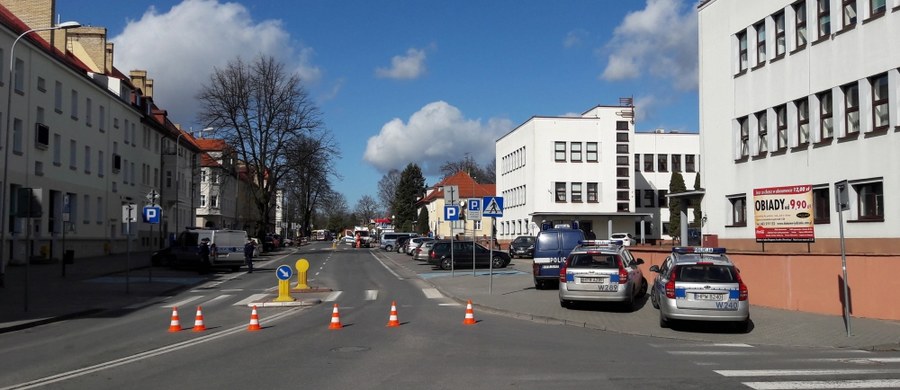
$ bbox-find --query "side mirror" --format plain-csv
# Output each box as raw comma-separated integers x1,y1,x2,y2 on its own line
636,258,645,265
649,265,660,273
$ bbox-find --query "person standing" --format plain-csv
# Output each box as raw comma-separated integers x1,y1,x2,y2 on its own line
198,239,211,274
244,239,256,273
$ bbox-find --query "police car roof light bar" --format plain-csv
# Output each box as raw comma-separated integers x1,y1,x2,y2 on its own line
672,247,727,254
579,240,623,247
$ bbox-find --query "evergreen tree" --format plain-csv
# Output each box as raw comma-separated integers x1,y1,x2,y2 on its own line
392,163,426,231
668,171,687,240
692,172,703,228
417,207,430,235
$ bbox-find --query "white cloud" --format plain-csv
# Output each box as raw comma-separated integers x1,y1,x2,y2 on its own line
633,95,657,123
600,0,699,91
110,0,321,126
563,29,588,48
363,101,513,175
375,48,427,80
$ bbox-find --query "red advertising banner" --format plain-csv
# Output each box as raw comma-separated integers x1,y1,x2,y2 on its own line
753,185,815,243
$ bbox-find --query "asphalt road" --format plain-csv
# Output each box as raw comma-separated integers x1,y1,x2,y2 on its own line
1,242,899,390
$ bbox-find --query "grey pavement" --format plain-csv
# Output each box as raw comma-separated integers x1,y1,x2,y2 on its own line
2,247,900,352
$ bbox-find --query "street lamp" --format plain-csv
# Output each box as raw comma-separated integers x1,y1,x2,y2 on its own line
0,21,80,286
173,127,212,235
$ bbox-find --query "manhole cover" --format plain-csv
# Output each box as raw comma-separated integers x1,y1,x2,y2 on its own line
331,346,370,353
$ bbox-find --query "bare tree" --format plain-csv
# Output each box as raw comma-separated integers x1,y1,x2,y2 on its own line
285,130,339,237
440,153,494,184
353,195,380,225
377,169,401,214
197,55,322,239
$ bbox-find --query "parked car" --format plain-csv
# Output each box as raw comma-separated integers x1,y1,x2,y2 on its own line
532,228,585,289
151,228,249,272
649,247,750,332
413,241,436,261
405,237,433,255
341,235,355,245
559,240,647,310
508,235,535,258
427,240,511,270
380,232,418,252
395,236,412,253
610,233,636,246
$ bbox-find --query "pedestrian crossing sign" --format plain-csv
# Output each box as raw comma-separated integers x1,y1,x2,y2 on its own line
482,196,504,217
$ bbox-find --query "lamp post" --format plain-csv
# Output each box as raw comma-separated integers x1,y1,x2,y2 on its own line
0,21,80,288
173,127,212,237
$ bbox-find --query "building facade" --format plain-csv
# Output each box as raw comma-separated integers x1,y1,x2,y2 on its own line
194,138,238,229
419,171,495,241
633,131,700,242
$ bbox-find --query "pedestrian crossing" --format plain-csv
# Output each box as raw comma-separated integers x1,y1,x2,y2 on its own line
159,287,459,309
651,342,900,389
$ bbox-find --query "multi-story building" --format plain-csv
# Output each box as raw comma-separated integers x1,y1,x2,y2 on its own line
698,0,899,252
419,171,495,241
194,138,238,229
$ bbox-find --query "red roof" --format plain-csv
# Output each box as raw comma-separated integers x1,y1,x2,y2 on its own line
194,138,228,151
418,171,495,205
199,153,221,168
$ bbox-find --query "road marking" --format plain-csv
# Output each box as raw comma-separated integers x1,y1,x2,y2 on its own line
742,379,900,389
323,291,342,302
201,295,232,305
668,351,775,356
233,294,268,306
439,303,461,306
371,252,402,279
802,357,900,364
221,289,243,292
650,343,755,348
0,307,304,390
161,296,203,309
716,368,900,377
422,288,444,299
364,290,378,301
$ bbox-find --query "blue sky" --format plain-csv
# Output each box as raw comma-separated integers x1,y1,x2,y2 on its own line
56,0,700,208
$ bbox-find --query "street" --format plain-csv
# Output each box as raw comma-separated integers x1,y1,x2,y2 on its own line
1,241,899,389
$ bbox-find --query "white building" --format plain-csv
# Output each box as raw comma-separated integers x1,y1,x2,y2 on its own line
634,131,700,242
496,103,650,241
698,0,899,251
194,138,238,229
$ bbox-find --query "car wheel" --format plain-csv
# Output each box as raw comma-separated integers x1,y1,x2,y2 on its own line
659,310,669,328
650,287,660,309
639,277,648,297
534,279,544,290
560,299,570,308
440,258,452,270
385,245,393,252
491,256,505,268
733,318,751,333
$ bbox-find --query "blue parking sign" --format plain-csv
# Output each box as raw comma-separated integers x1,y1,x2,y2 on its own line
444,205,460,221
142,206,161,224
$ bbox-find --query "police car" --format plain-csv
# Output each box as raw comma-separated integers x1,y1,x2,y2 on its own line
649,247,750,332
559,240,647,311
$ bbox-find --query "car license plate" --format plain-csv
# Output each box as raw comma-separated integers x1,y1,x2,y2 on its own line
580,277,606,283
694,293,724,301
597,284,618,292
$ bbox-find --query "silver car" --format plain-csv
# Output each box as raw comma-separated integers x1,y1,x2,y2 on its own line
412,240,435,261
405,237,432,256
559,240,647,311
649,247,750,332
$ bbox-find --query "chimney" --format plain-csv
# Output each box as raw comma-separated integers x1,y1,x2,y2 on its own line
130,70,147,95
0,0,54,41
104,42,114,74
66,27,108,73
145,78,154,99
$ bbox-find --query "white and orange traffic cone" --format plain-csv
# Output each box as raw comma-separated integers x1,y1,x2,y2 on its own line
463,300,476,325
192,306,207,332
248,306,262,331
328,304,343,329
386,301,400,327
168,307,182,332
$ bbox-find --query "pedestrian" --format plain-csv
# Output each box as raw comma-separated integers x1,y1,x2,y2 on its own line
586,230,597,240
198,239,211,274
244,239,256,273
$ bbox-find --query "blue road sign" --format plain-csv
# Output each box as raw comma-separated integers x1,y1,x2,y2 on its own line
142,206,161,224
482,196,504,217
444,205,460,221
276,265,293,280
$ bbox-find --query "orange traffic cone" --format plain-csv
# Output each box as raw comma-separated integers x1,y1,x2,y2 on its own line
328,304,343,329
168,307,182,332
192,306,207,332
386,301,400,327
248,306,262,331
463,300,476,325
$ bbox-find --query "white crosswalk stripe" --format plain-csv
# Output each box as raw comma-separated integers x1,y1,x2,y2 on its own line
742,379,900,389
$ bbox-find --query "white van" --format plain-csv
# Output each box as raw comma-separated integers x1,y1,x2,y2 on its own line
167,228,249,271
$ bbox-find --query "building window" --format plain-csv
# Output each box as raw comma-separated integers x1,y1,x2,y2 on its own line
200,195,207,207
617,167,629,177
657,154,668,172
870,0,886,16
570,142,582,162
14,58,24,93
643,154,654,172
69,140,77,169
616,133,629,142
729,196,747,227
555,182,566,202
587,183,598,203
737,31,748,72
819,90,834,140
855,181,883,221
211,195,218,208
817,0,831,38
635,189,641,209
686,155,696,172
554,142,566,161
871,74,889,131
616,121,629,130
795,1,808,49
672,154,682,172
813,187,830,224
618,191,630,201
586,142,598,162
757,110,768,154
774,11,786,57
616,155,629,166
658,189,668,208
796,97,810,145
54,81,63,112
634,154,640,172
842,0,857,28
776,104,788,150
85,98,92,126
844,82,859,135
200,170,207,182
98,150,104,177
616,179,629,189
12,118,21,154
84,145,91,173
53,133,61,165
755,21,766,65
571,183,582,202
643,190,655,208
739,116,750,157
99,105,105,131
70,90,78,119
616,144,628,154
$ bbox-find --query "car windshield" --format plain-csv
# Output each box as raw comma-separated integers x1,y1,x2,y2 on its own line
675,264,737,283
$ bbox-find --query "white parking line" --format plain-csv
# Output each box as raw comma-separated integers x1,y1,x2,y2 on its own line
422,288,444,299
742,379,900,389
364,290,378,301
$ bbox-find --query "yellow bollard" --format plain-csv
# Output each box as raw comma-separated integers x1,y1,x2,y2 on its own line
295,259,310,290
